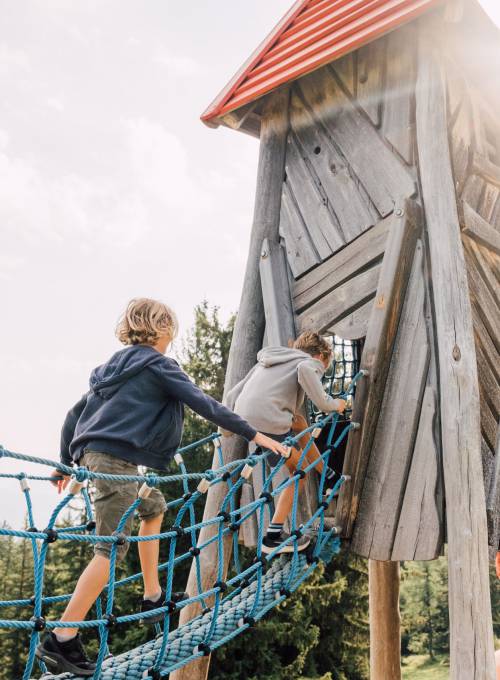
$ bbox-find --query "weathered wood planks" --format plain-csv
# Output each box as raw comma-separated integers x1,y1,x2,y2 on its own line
297,263,381,334
292,216,390,312
335,199,421,538
416,44,495,680
297,66,416,217
383,25,416,165
461,201,500,255
351,242,431,559
391,386,444,560
329,299,374,341
260,237,296,347
356,39,385,127
279,181,320,278
472,152,500,190
289,88,377,243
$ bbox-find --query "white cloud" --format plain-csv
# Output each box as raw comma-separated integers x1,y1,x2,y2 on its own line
46,96,65,112
0,44,30,75
153,47,200,77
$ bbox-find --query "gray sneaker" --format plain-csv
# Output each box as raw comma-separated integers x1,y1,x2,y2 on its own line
261,531,310,554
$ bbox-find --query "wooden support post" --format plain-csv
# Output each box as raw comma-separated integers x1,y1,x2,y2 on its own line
369,559,401,680
170,87,290,680
335,199,420,537
415,39,495,680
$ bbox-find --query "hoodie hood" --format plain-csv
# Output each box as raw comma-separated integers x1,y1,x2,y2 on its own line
90,345,164,399
256,346,325,372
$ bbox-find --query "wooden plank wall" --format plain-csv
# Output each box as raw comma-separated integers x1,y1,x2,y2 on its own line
446,38,500,559
255,25,452,562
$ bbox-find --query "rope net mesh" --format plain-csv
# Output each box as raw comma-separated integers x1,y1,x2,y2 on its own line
0,370,364,680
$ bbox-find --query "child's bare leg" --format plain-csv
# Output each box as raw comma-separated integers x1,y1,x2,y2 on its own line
138,513,163,599
57,555,110,638
270,449,305,525
292,413,325,474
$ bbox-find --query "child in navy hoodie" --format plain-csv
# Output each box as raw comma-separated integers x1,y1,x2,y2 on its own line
37,298,286,676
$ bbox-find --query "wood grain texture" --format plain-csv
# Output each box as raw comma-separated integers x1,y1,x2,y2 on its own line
351,242,431,559
279,181,320,278
328,299,374,340
260,237,296,347
369,560,401,680
292,216,390,312
335,199,420,538
172,89,290,680
472,152,500,189
297,66,416,217
289,89,377,243
416,43,495,680
357,38,385,127
486,427,500,553
461,201,500,255
383,25,416,165
391,386,444,560
297,263,380,334
285,133,340,257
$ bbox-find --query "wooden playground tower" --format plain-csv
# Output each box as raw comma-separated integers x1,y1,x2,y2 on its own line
174,1,500,678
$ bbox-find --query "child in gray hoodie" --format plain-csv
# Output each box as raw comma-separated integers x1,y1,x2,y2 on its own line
226,331,346,554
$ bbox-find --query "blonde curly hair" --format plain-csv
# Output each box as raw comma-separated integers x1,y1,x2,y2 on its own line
293,331,332,362
116,298,178,346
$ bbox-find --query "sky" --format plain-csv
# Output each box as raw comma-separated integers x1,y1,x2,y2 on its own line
0,0,499,528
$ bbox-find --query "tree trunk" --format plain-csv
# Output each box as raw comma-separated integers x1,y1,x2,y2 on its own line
170,86,290,680
369,559,401,680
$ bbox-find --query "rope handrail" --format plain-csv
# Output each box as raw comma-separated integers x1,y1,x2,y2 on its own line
0,370,365,680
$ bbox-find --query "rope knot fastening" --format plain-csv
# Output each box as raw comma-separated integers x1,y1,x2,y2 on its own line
43,528,58,543
74,466,89,483
112,531,127,546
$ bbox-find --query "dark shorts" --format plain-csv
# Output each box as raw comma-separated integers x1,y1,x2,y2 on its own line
254,431,291,468
81,451,167,562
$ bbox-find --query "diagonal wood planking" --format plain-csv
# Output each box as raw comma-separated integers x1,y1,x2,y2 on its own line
351,242,432,559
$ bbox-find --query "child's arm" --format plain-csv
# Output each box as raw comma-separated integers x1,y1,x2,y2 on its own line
51,393,88,493
297,361,346,414
60,393,88,466
157,359,258,441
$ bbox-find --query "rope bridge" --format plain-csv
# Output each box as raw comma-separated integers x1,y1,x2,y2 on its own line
0,372,364,680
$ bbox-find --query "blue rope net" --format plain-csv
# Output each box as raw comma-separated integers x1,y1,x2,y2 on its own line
0,372,364,680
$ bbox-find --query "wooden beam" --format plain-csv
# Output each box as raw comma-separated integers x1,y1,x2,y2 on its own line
296,263,380,334
289,88,377,243
391,386,444,560
415,42,495,680
297,65,416,217
292,216,390,312
357,39,385,127
472,152,500,189
279,181,320,278
335,198,420,538
383,25,416,165
369,560,401,680
171,88,290,680
260,237,296,346
328,299,374,341
351,242,431,560
486,427,500,552
461,201,500,256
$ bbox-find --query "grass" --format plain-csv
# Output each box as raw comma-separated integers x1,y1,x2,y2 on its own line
402,655,449,679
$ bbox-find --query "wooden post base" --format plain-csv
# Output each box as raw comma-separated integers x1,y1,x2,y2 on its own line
369,559,401,680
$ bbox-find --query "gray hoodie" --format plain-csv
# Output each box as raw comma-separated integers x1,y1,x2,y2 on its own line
225,347,343,435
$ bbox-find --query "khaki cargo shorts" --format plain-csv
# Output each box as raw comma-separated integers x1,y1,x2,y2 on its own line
81,451,167,562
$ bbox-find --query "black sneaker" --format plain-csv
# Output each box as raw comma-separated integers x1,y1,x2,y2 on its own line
261,531,310,554
36,632,96,676
140,589,188,624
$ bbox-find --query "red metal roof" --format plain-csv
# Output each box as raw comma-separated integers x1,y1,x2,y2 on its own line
202,0,442,125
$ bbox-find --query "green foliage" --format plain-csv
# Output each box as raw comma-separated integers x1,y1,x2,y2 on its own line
401,654,449,680
210,553,369,680
400,559,449,658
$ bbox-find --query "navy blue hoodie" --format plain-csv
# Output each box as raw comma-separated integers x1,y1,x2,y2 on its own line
60,345,257,470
